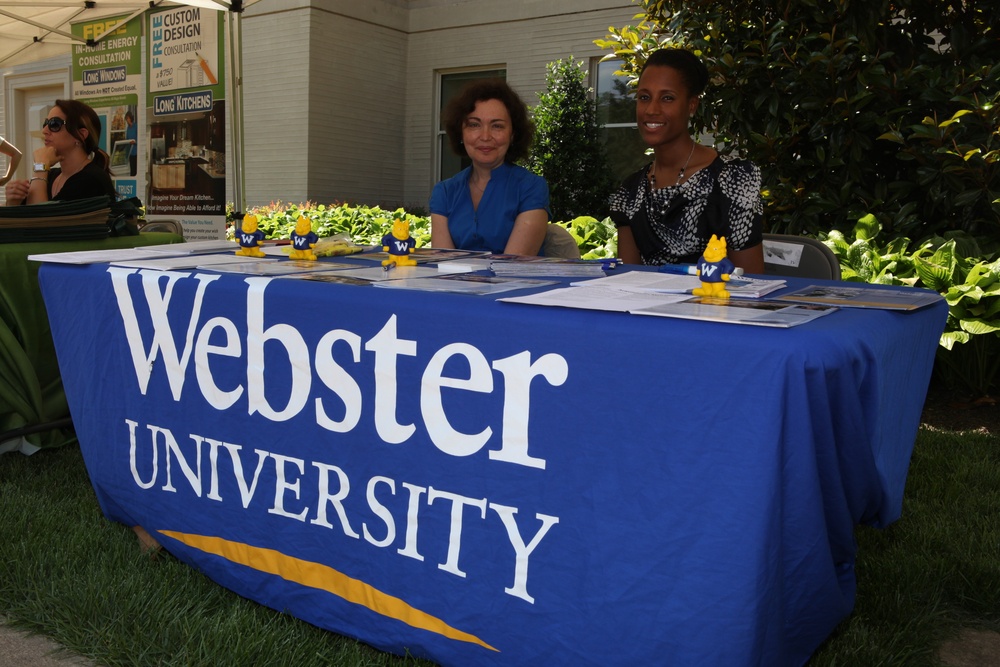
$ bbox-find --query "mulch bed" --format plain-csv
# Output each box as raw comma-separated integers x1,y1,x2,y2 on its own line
920,382,999,434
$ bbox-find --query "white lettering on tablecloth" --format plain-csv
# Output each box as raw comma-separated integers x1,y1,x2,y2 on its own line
108,268,568,470
125,419,559,603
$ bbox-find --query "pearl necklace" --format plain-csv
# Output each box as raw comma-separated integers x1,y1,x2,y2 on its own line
649,141,697,188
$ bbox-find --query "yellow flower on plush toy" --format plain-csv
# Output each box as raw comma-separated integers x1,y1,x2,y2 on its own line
235,214,267,257
692,234,734,299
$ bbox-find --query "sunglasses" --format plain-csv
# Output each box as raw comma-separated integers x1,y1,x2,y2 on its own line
42,117,67,132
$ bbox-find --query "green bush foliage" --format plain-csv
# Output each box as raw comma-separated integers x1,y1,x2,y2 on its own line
823,214,1000,396
558,216,619,260
596,0,1000,246
230,201,431,247
529,57,615,221
235,202,618,259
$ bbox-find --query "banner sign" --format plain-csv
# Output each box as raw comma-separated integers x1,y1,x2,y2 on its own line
37,265,946,666
146,6,227,240
71,14,143,201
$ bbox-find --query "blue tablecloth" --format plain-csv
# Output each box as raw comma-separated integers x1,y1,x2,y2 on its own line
37,261,947,666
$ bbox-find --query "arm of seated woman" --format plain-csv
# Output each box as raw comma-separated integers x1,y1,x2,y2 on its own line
503,208,548,256
431,213,456,249
615,226,642,264
729,242,765,275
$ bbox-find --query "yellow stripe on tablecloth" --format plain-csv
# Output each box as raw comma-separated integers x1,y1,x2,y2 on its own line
158,529,498,652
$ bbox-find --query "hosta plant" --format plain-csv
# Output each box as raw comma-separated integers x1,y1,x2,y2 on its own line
824,214,1000,397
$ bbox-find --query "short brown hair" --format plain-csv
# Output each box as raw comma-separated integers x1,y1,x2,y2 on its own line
442,79,534,163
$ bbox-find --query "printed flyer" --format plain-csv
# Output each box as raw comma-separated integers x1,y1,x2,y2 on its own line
146,5,227,240
71,14,143,202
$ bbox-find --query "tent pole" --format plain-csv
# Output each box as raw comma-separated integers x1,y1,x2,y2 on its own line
226,7,246,220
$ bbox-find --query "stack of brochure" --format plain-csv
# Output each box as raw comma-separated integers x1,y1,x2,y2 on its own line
373,274,556,295
489,256,621,277
773,285,941,310
498,286,837,328
353,248,490,265
569,271,786,298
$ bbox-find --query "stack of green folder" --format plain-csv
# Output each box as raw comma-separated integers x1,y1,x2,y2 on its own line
0,196,113,243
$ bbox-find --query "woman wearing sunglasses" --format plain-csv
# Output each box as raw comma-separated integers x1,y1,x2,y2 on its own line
4,99,116,205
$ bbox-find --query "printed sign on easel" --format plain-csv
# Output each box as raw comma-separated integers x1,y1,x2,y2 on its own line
145,6,227,240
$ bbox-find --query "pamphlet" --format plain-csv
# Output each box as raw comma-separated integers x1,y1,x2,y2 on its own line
327,265,443,282
29,246,176,265
373,274,556,296
489,256,620,277
500,286,689,312
630,297,838,328
571,271,786,298
28,239,234,264
352,248,491,265
196,260,355,275
109,253,273,270
774,284,942,311
437,259,495,274
282,273,373,286
137,239,237,255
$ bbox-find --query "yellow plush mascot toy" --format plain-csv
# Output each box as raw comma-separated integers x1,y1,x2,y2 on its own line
235,214,267,258
692,234,735,299
380,218,417,268
289,215,319,261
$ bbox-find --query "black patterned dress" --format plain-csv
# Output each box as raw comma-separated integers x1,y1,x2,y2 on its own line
609,155,763,265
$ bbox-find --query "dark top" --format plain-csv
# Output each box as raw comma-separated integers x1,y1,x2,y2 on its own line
46,160,116,202
609,155,763,265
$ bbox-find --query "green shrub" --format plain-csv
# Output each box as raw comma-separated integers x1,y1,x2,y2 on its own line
557,216,619,260
231,201,431,247
529,57,615,221
237,202,617,259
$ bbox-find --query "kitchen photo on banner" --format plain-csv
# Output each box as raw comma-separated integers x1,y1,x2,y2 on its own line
70,13,143,202
146,5,226,240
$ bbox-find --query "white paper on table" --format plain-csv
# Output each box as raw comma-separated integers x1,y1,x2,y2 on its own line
327,265,444,282
138,240,237,255
28,247,170,264
499,286,690,312
29,240,238,264
570,271,701,293
110,253,276,270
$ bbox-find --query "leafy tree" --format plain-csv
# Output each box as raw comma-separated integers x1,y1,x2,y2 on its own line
596,0,1000,247
529,57,615,221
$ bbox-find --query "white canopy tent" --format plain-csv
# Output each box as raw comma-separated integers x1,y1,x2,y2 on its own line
0,0,260,214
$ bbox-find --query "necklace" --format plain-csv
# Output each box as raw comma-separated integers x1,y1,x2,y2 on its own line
649,141,697,188
470,176,488,193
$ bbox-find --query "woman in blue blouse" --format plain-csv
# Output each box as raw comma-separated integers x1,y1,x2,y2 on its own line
430,79,550,255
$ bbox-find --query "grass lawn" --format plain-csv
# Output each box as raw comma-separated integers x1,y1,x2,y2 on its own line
1,423,998,666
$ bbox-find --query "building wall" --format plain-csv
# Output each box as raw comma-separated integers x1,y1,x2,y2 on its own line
239,4,313,207
304,6,407,208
